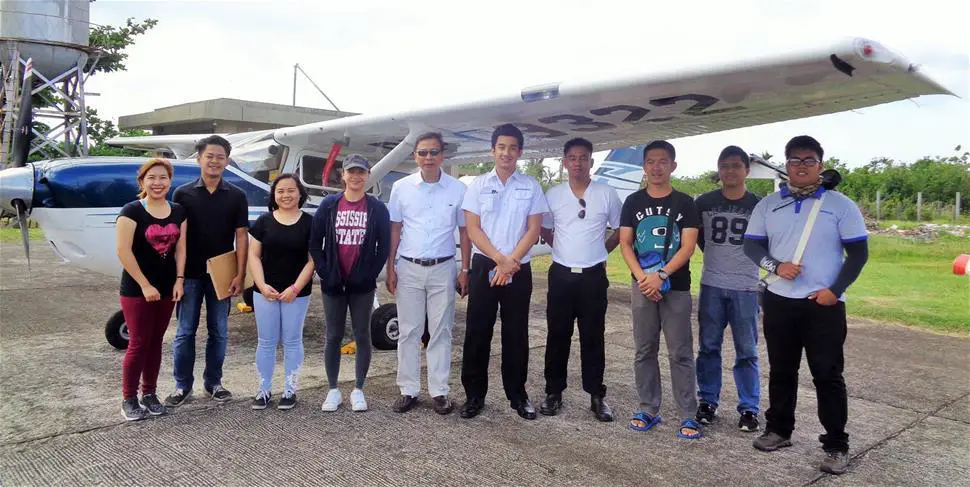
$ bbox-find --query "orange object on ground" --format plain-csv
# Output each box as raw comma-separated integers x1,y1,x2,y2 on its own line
953,254,969,276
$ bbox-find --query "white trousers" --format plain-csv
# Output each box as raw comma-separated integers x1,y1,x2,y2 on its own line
395,258,457,397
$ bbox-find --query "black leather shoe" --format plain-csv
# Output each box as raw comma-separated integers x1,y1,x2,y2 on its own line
590,395,614,422
539,393,562,416
512,397,537,420
459,397,484,419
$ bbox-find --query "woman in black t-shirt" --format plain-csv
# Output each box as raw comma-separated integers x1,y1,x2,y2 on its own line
116,159,187,421
248,174,315,410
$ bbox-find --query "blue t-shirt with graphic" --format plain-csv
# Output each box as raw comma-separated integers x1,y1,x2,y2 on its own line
620,189,700,291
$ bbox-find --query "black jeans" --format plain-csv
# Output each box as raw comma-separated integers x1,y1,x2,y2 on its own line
461,254,533,404
763,291,849,452
544,262,609,397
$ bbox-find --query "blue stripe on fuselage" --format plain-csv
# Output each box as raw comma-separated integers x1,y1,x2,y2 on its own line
32,159,280,210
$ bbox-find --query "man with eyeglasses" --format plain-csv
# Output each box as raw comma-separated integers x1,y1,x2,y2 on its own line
537,137,622,421
385,132,471,415
693,146,762,433
744,135,869,475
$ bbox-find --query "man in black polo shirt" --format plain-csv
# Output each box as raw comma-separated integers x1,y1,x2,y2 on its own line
165,135,249,406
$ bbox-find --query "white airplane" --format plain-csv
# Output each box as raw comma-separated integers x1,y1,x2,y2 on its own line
0,37,955,351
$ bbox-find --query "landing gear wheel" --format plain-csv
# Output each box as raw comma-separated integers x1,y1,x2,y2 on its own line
105,309,129,350
370,303,399,350
369,303,431,351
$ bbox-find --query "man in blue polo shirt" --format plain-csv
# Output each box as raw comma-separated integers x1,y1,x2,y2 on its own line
743,135,869,475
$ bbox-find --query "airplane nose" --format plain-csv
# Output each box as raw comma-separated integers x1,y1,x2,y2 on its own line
0,164,35,215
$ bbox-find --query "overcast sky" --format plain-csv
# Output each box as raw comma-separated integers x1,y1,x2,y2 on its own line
83,0,969,176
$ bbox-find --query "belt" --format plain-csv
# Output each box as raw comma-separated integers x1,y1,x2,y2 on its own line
551,261,605,274
401,255,454,267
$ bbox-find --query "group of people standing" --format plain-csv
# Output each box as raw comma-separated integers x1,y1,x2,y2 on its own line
115,125,867,475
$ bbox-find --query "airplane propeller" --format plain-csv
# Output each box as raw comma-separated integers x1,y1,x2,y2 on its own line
12,200,30,272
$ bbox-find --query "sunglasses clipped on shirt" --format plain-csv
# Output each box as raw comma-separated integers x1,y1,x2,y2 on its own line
415,149,441,157
578,198,586,219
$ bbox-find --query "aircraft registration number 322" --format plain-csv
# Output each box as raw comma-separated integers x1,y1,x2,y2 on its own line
518,94,744,138
369,93,744,150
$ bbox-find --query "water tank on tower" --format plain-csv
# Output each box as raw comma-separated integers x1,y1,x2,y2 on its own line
0,0,90,77
0,0,95,164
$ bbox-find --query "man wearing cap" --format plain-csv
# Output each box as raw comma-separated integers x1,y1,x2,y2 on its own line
537,137,622,422
385,132,471,415
744,135,868,475
310,153,391,413
458,123,549,420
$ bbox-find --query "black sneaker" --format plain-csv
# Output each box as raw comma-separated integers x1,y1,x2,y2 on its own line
139,393,166,416
122,397,148,421
164,388,192,407
251,391,271,410
205,385,232,402
739,411,760,432
695,402,717,425
278,392,297,410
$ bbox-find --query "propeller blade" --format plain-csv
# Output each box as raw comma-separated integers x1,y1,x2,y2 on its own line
13,200,30,272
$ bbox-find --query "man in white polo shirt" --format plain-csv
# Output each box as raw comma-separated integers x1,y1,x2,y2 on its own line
744,135,869,475
386,132,471,415
459,123,549,420
537,137,622,422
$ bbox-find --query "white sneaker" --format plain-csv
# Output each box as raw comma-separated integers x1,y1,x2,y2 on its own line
350,388,367,412
321,389,342,412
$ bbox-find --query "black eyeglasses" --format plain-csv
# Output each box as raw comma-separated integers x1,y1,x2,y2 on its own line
786,157,820,167
578,198,586,219
416,149,441,157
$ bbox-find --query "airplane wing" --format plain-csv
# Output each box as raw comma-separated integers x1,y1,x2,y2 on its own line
273,37,955,167
104,130,276,159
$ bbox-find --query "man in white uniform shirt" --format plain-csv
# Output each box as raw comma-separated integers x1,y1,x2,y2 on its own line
459,124,549,420
538,138,622,422
386,132,471,415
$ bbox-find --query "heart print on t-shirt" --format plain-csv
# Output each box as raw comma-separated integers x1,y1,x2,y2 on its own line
145,223,179,258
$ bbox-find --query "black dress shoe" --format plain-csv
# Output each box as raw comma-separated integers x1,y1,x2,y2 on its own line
590,395,614,422
539,393,562,416
512,397,537,420
459,397,484,419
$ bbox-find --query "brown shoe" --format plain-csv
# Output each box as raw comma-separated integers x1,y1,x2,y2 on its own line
432,395,454,415
392,395,419,413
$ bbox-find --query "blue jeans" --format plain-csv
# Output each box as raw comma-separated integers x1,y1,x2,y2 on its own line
254,292,309,395
172,278,231,391
696,284,761,414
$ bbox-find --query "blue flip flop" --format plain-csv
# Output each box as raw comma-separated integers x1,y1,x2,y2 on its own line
677,418,704,440
629,411,662,432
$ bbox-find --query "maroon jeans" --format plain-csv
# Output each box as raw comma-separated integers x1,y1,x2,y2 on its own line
120,296,176,399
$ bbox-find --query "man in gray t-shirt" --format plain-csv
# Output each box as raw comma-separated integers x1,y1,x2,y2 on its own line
693,146,762,433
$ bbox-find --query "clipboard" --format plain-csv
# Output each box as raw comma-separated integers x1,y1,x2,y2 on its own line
206,250,238,300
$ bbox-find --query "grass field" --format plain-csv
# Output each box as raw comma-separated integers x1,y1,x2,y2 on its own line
531,232,969,334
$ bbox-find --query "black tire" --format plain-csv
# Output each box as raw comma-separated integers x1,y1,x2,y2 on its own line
370,303,399,350
243,286,255,308
369,303,431,351
105,309,129,350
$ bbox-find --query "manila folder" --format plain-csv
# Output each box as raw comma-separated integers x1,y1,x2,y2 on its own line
206,250,238,300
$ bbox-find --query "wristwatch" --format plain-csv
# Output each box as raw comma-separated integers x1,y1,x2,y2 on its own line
657,270,669,281
460,268,469,273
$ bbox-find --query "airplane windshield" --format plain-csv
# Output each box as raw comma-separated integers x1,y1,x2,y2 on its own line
229,138,286,184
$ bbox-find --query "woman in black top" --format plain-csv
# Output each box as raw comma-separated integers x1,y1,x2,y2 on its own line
115,158,187,421
248,174,315,410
